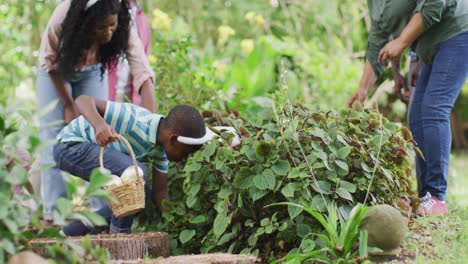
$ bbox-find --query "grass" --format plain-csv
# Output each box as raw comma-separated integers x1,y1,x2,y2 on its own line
386,151,468,263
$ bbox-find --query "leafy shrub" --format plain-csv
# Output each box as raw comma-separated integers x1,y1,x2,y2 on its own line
0,105,111,262
138,102,418,261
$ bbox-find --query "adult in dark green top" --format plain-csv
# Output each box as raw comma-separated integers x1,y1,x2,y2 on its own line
348,0,468,216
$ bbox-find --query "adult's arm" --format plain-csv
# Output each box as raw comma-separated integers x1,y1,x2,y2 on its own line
347,59,377,107
49,71,80,124
126,27,156,112
378,0,447,63
378,13,425,63
39,0,79,123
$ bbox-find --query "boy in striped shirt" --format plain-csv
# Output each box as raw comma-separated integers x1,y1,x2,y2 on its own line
53,95,207,236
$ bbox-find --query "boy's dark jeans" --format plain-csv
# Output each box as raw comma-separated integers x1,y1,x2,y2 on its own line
53,141,149,235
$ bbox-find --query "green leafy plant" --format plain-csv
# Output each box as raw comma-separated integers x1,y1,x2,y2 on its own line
45,235,110,264
0,105,112,262
137,100,418,260
269,202,369,264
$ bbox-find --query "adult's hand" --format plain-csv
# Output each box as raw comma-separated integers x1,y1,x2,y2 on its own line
95,122,118,147
64,104,80,124
378,37,406,65
410,59,423,87
392,70,410,104
347,89,367,108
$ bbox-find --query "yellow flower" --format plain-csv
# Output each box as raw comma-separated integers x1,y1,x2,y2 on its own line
245,11,255,22
245,11,265,27
148,55,157,64
241,39,254,54
253,14,265,26
217,25,236,47
152,9,172,30
212,60,227,77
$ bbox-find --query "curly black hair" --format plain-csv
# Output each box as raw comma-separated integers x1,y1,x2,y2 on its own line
55,0,131,79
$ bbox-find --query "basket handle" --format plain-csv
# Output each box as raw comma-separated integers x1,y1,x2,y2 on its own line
99,134,140,178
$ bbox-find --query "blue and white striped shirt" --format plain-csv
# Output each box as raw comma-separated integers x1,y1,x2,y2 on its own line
57,101,169,173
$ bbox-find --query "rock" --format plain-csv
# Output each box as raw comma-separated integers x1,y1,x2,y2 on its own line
360,204,408,251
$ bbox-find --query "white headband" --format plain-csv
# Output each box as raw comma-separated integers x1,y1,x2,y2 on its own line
85,0,122,11
177,126,241,146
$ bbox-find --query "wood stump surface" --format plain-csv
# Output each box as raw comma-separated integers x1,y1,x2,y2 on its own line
29,232,170,260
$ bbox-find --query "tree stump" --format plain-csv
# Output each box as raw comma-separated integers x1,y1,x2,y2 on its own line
152,253,260,264
29,232,169,260
109,253,260,264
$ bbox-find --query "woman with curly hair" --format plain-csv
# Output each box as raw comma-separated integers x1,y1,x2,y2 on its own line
36,0,156,222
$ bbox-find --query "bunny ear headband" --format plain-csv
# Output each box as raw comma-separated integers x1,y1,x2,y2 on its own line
177,126,242,147
85,0,122,10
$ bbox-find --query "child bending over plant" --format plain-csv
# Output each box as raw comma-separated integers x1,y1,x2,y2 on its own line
53,95,209,236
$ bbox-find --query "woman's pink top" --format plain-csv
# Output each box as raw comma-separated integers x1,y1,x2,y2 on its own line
38,0,154,92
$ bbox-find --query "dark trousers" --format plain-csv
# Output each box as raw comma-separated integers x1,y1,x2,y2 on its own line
53,141,149,235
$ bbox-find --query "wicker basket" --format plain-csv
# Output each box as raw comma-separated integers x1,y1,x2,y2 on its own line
99,134,145,217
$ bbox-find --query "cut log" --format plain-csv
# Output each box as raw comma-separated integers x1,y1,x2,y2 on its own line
29,232,169,260
8,251,48,264
110,253,260,264
153,253,260,264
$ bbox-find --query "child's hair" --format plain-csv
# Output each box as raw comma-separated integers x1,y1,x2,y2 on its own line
161,105,206,148
55,0,131,79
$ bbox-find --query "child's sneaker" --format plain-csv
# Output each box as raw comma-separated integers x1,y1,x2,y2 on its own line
417,192,447,216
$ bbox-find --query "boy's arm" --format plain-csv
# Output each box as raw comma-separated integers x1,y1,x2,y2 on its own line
75,95,117,146
152,167,169,212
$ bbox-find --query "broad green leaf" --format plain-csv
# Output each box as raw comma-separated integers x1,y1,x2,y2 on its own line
185,162,201,173
263,169,276,190
250,188,268,202
335,160,349,172
337,146,352,159
202,141,217,158
272,160,290,176
312,151,327,161
253,169,276,190
281,183,296,198
180,229,196,244
288,167,307,179
217,232,234,245
253,174,268,190
55,198,72,217
310,128,326,139
86,168,111,196
188,183,201,197
247,233,258,246
339,181,356,193
213,213,230,238
190,215,207,224
336,187,353,201
260,218,269,226
286,200,303,220
296,223,312,237
361,162,372,172
233,167,253,189
186,195,197,208
1,239,15,254
312,180,331,194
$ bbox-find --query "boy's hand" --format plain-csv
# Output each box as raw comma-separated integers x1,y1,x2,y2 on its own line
95,122,118,147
